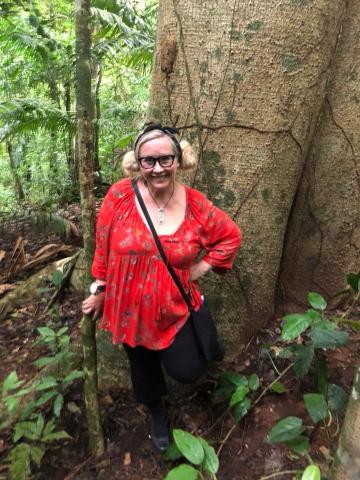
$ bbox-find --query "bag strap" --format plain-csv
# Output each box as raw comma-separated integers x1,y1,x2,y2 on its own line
132,178,193,311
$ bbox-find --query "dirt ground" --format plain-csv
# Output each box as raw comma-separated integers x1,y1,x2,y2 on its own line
0,215,359,480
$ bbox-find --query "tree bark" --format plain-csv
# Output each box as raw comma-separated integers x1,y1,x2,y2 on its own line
330,366,360,480
64,80,77,189
147,0,347,350
6,140,25,201
75,0,104,457
279,0,360,306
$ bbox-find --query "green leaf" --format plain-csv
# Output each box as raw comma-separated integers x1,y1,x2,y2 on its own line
2,371,24,395
35,376,58,391
346,272,360,292
327,384,347,412
220,372,248,387
306,309,322,324
270,381,287,394
51,270,63,288
229,385,250,407
30,445,45,467
8,443,32,480
294,344,314,378
267,417,304,443
284,435,309,454
53,394,63,417
42,430,72,442
173,429,204,465
281,314,311,341
301,464,321,480
304,394,328,424
14,420,40,442
213,385,235,401
116,131,136,149
164,464,198,480
42,420,55,437
57,326,69,336
37,327,56,338
315,355,328,394
34,414,45,437
5,396,20,414
13,387,33,397
62,370,83,385
248,373,260,391
163,442,183,461
19,402,36,421
34,356,55,369
310,328,348,349
307,292,327,311
35,390,58,407
198,438,219,474
233,397,251,422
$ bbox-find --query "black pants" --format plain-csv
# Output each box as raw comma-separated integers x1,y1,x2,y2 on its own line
123,319,206,405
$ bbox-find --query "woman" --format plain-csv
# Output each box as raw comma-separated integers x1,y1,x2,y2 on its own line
82,124,242,451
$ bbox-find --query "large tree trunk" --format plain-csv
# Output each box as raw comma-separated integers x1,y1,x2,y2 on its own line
75,0,104,457
147,0,348,351
279,0,360,306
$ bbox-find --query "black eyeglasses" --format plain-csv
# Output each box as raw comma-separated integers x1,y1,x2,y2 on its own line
138,155,176,169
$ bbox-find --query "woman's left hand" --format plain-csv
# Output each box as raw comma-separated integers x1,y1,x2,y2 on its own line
189,260,212,281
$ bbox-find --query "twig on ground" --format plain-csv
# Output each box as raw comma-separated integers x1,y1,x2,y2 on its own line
258,471,299,480
216,362,294,457
63,455,93,480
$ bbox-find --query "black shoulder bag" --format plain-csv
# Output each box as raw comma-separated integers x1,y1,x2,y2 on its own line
132,179,222,361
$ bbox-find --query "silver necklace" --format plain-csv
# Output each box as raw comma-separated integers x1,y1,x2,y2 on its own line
147,182,175,224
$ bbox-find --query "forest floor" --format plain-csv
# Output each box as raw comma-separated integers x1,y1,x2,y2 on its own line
0,210,359,480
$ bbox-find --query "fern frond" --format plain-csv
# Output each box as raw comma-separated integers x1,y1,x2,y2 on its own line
0,98,75,142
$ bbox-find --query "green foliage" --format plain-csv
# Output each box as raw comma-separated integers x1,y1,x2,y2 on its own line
266,287,350,476
0,0,157,209
165,429,219,480
278,292,349,378
214,372,260,423
301,464,321,480
266,417,304,444
1,325,81,479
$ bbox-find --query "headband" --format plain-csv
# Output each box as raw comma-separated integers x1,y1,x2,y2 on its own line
134,123,182,159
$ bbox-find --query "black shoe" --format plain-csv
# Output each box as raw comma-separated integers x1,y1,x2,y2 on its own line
149,403,170,453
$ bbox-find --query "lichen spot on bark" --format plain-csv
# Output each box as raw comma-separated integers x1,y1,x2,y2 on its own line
291,0,310,6
203,150,225,176
160,33,177,76
281,54,302,73
247,20,263,32
261,189,270,202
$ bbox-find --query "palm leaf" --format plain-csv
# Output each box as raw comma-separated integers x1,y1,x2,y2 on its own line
0,98,75,141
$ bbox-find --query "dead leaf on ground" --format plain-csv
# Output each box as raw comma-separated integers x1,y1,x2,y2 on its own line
123,451,131,466
0,250,5,264
0,283,17,295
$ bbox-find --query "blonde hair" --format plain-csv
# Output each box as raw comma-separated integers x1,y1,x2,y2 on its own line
122,129,198,177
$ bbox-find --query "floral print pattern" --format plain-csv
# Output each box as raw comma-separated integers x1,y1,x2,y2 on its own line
91,179,242,349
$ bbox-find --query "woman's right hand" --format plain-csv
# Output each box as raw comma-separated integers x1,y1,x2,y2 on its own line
82,293,105,319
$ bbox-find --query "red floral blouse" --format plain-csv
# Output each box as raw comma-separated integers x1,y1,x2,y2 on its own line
91,178,242,349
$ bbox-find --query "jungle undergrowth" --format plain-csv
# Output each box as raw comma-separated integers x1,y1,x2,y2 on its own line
163,272,360,480
0,324,83,480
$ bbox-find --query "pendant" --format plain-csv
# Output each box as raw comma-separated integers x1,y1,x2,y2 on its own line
158,207,165,224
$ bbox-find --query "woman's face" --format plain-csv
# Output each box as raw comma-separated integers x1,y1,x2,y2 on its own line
138,135,179,192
